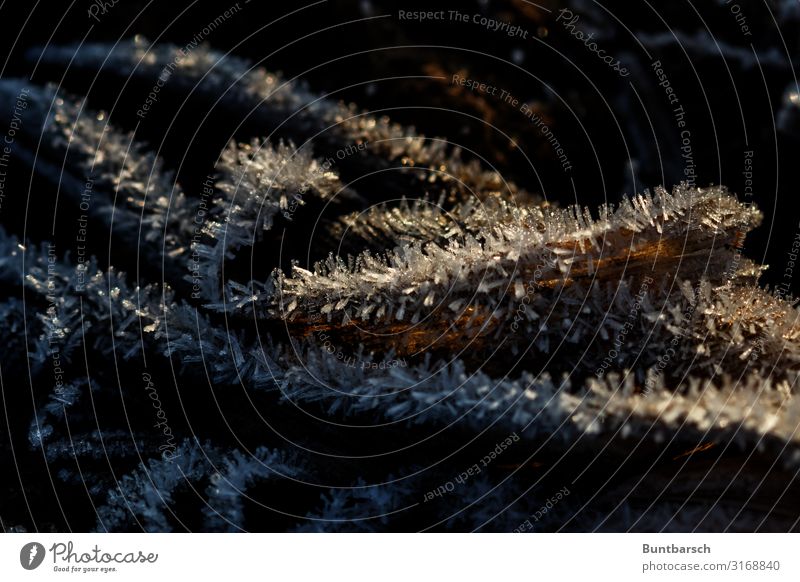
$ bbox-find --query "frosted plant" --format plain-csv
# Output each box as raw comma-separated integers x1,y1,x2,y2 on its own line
0,81,196,284
95,440,222,532
266,185,762,362
193,138,350,304
32,38,540,206
0,38,799,534
296,477,421,533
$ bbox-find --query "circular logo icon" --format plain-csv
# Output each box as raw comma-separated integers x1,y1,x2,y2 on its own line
20,542,46,570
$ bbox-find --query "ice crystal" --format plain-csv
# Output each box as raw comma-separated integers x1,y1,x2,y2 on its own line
1,37,798,533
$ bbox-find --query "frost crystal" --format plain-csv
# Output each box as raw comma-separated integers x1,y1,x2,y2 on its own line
1,38,798,533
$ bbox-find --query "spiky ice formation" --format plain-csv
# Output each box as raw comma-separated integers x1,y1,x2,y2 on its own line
2,37,798,533
265,185,761,360
0,81,196,275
